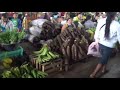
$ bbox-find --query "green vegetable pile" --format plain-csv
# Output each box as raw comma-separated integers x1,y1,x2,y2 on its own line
33,44,60,64
86,28,96,41
89,28,96,33
0,30,25,45
1,63,48,78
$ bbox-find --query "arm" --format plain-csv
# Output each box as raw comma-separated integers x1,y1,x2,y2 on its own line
9,21,14,31
94,20,101,43
117,25,120,44
18,19,22,30
61,24,67,32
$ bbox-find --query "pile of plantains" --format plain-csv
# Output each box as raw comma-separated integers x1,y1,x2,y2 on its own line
40,21,61,41
47,27,92,64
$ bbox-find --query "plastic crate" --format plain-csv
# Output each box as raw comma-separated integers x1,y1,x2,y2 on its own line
0,46,23,61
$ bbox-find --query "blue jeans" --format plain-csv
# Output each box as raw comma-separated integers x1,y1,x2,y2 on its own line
99,43,113,65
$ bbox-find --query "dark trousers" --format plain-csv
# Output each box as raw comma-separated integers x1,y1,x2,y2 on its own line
99,43,113,65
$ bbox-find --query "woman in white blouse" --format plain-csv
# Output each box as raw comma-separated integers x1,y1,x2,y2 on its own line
90,12,120,78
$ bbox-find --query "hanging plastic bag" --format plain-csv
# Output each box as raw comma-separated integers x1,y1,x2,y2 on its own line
87,42,102,57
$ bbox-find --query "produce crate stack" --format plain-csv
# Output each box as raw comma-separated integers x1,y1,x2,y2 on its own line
29,44,63,74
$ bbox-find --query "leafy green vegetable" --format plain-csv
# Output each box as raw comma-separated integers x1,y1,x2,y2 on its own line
2,63,48,78
0,29,26,44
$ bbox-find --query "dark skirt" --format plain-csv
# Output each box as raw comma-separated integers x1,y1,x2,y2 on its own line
99,43,113,64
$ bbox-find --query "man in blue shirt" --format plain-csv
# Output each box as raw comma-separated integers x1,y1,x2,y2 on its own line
11,13,22,31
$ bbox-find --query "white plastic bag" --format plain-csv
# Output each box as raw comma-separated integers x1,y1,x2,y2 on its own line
29,26,42,37
31,19,48,28
87,42,102,57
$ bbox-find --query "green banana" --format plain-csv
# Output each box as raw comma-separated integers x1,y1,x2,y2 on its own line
26,74,33,78
13,67,21,78
31,70,36,78
42,56,51,62
48,51,56,59
37,71,48,78
55,54,59,58
2,71,12,78
40,46,49,56
33,46,45,54
47,53,52,59
24,66,30,74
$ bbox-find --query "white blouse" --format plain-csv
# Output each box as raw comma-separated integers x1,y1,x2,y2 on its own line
94,18,120,48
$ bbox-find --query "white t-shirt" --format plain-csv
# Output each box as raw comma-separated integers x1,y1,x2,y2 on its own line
94,17,120,48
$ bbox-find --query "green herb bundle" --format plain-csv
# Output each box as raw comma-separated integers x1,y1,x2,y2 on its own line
0,30,26,45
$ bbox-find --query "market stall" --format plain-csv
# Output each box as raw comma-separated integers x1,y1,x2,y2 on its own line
0,12,119,78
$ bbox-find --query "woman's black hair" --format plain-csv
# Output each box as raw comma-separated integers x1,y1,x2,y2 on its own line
67,18,72,21
95,12,100,16
104,12,116,39
82,15,91,25
77,13,81,16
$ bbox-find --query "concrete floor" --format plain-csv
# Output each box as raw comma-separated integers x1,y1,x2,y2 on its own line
48,53,120,78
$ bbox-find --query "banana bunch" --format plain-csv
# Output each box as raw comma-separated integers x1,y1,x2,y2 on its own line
86,28,95,41
2,63,48,78
90,28,96,33
33,44,60,64
2,71,14,78
2,58,13,68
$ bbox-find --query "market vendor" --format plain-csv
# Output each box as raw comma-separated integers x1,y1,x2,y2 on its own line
11,13,22,31
61,18,76,32
0,13,14,32
84,15,95,29
73,13,82,23
73,13,84,28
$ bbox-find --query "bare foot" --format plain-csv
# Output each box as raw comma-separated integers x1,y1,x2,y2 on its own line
89,74,96,78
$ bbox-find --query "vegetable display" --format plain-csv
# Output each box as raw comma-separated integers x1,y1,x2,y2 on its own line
86,28,96,41
0,30,26,45
47,27,89,63
33,44,60,64
2,58,13,68
2,63,48,78
39,21,61,40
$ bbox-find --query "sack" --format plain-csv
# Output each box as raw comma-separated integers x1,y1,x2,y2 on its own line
29,26,42,37
87,42,102,57
31,19,48,28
